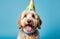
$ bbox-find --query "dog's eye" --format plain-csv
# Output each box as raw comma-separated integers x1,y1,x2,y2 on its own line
24,15,27,17
32,14,35,18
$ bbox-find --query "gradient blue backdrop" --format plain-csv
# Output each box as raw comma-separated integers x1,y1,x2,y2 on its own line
0,0,60,39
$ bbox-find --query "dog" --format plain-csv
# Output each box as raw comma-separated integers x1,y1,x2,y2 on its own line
17,10,42,39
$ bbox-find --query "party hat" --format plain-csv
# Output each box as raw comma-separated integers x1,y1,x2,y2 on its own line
26,0,35,11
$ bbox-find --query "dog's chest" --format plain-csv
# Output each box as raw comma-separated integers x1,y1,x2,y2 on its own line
17,30,40,39
24,34,39,39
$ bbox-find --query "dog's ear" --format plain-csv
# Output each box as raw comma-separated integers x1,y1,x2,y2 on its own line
37,16,42,29
18,19,22,29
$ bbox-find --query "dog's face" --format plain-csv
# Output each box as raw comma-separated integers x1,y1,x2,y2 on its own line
18,10,42,33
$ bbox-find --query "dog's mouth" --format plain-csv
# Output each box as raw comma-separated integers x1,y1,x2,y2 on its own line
25,24,33,32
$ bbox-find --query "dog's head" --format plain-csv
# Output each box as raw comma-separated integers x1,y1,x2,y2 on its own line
18,10,42,33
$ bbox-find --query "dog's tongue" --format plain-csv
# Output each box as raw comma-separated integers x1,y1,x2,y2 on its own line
26,26,32,32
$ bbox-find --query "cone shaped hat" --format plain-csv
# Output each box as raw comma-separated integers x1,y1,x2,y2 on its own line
26,0,35,11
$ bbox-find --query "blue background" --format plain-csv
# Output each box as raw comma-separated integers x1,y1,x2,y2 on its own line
0,0,60,39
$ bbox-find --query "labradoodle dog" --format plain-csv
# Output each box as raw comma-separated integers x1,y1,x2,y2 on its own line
17,10,42,39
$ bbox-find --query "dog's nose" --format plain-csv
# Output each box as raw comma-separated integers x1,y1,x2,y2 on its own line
27,20,32,23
